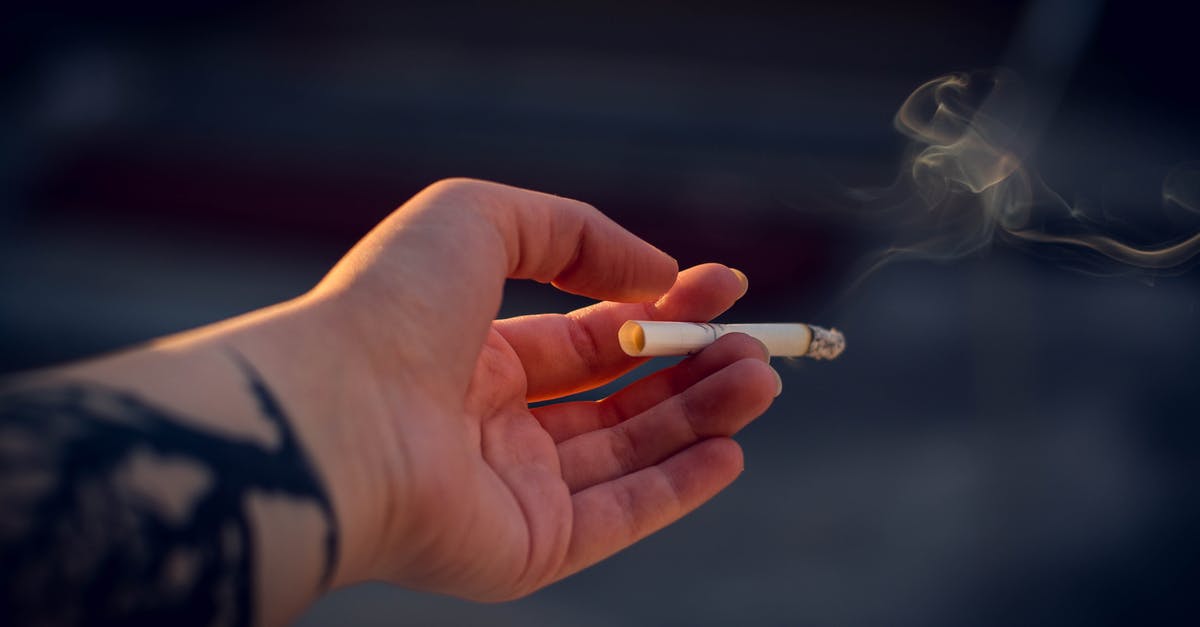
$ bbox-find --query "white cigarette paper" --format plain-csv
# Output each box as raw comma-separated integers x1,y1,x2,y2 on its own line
618,321,845,360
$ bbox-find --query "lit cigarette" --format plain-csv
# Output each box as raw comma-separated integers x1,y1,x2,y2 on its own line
618,321,845,360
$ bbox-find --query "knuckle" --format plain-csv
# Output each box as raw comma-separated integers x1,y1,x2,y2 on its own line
417,178,503,229
608,426,640,476
564,314,603,372
573,198,600,215
427,177,482,194
420,178,496,209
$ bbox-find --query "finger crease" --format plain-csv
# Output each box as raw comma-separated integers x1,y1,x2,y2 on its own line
551,224,587,284
565,314,603,373
614,479,642,541
655,465,685,513
609,425,640,477
676,391,703,441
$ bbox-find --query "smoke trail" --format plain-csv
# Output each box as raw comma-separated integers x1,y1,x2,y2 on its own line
864,69,1200,275
1163,162,1200,215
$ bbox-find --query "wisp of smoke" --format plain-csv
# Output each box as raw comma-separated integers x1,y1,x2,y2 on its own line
858,69,1200,279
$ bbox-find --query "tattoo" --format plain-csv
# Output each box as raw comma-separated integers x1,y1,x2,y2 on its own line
0,356,338,627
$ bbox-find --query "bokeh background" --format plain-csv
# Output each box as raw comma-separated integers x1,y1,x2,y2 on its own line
3,1,1199,625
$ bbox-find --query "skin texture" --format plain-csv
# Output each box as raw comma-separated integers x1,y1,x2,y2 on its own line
0,178,782,625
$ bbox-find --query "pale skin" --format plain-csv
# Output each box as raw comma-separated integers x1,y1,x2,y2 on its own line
1,178,782,625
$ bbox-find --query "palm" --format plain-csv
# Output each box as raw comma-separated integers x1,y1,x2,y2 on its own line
457,328,574,597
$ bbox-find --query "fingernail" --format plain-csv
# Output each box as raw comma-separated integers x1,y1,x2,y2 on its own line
771,367,783,397
730,268,749,296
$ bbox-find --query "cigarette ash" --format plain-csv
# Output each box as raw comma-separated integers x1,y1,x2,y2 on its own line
806,325,845,360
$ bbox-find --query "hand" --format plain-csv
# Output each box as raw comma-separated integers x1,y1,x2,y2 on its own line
296,179,782,600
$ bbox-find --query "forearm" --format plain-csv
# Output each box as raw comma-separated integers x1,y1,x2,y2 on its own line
0,178,756,622
0,296,386,626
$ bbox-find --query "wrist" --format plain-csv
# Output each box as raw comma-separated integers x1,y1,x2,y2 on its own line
218,294,410,590
25,294,391,625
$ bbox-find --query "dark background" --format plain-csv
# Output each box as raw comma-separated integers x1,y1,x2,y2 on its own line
2,1,1198,625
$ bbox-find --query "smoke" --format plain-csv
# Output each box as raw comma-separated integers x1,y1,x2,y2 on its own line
1163,163,1200,215
858,69,1200,277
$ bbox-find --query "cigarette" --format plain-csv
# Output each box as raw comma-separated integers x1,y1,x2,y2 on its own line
618,321,845,360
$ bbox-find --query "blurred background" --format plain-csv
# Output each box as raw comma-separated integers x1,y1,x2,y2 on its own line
2,0,1198,625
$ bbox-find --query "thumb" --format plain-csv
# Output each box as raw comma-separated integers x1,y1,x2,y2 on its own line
320,178,678,393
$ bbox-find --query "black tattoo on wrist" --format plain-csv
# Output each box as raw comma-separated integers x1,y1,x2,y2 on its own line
0,355,338,627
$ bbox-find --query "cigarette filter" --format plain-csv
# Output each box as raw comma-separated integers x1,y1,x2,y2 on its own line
618,321,845,360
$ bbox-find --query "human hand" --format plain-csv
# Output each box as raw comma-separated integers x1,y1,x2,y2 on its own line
298,179,782,600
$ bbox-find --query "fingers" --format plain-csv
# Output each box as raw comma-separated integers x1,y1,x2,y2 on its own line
330,178,678,392
560,437,743,580
532,332,770,442
495,263,749,402
556,356,779,492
